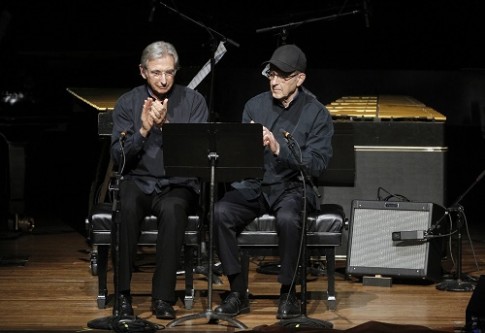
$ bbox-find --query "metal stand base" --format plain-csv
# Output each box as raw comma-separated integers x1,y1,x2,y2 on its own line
167,309,247,329
436,278,475,292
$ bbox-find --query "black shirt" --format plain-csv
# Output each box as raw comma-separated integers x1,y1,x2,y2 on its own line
111,84,209,194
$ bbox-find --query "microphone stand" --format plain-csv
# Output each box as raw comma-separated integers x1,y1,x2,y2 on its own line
158,1,239,122
278,137,333,329
435,169,485,292
256,10,360,45
87,136,159,332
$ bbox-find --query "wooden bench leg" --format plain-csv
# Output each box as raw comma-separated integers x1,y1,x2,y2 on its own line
326,247,336,311
95,244,109,309
184,245,195,310
240,250,250,296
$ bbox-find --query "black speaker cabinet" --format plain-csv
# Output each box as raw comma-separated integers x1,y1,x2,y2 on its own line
346,200,445,282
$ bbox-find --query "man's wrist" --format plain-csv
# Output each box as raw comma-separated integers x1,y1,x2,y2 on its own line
273,145,280,156
140,127,150,137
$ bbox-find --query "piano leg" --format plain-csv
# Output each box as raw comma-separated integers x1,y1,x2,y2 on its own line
4,141,34,232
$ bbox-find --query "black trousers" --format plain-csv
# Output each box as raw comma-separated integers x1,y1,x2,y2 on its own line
116,180,196,303
213,188,306,286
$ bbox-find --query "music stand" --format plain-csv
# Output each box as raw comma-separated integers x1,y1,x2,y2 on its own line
162,122,264,329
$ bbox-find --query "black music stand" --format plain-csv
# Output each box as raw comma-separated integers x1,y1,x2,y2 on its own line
162,122,263,329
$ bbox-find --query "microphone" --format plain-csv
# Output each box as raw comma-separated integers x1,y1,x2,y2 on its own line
120,130,131,144
148,0,157,22
281,129,294,141
392,230,428,241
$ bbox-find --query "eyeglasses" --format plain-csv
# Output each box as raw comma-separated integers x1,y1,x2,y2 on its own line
146,69,177,79
264,70,299,81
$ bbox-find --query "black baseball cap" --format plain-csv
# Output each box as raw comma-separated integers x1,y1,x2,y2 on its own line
262,44,307,73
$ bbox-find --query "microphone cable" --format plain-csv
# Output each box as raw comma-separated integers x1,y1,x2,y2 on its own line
284,136,307,305
112,316,164,333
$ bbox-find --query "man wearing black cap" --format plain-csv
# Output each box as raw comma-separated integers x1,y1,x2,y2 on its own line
213,44,334,319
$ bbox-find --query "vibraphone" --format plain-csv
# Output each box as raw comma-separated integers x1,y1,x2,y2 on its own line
326,95,446,121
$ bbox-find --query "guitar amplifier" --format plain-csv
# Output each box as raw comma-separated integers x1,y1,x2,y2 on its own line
347,200,445,282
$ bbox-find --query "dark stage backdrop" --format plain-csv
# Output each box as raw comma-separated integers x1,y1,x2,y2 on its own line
1,0,485,237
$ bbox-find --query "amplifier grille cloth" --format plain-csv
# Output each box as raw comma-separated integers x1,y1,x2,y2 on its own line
348,208,430,269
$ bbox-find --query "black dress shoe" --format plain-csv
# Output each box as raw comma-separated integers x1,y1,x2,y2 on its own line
214,292,250,317
277,293,301,319
152,299,175,320
118,294,134,317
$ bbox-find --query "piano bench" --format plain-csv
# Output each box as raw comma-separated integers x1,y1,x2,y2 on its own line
85,202,200,310
237,204,344,311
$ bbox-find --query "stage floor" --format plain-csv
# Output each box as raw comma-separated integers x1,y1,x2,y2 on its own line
0,222,484,332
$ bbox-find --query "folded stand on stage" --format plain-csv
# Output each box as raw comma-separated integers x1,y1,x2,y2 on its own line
162,122,264,329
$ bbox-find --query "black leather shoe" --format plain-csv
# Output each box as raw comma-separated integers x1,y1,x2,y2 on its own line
118,294,134,317
214,292,250,317
152,299,175,320
277,293,301,319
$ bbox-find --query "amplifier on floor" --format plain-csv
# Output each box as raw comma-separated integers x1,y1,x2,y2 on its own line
346,200,446,282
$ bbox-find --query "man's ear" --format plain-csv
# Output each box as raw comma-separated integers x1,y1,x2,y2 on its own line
139,65,147,79
296,73,306,87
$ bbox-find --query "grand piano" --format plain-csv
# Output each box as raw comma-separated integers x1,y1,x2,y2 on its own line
67,88,447,258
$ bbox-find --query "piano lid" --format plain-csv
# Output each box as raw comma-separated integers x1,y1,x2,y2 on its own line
66,87,129,111
326,95,446,121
